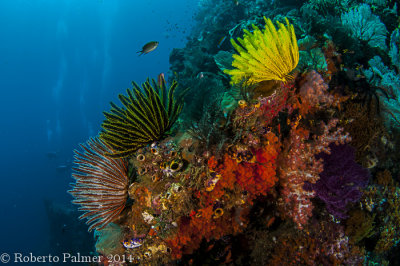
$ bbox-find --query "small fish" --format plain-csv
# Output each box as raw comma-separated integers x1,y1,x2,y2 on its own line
342,49,355,54
137,41,159,56
355,64,363,70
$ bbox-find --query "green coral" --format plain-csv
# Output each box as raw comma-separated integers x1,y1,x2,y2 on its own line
341,4,388,49
100,78,186,158
297,36,328,72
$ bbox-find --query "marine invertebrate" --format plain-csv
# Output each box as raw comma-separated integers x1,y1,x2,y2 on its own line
307,0,351,16
188,92,230,151
69,137,129,232
297,36,328,72
100,78,186,158
364,56,400,126
340,101,386,164
306,144,370,219
210,131,280,202
298,70,334,110
389,27,400,72
278,126,320,229
94,223,124,256
341,4,387,49
224,17,299,85
278,119,351,228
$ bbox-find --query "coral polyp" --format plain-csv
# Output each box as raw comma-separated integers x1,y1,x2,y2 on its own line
68,137,129,232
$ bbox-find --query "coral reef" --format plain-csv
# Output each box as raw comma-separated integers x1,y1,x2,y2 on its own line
362,170,400,254
68,0,400,264
270,219,365,265
278,119,351,229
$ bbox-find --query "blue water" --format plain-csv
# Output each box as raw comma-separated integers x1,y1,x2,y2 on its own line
0,0,196,254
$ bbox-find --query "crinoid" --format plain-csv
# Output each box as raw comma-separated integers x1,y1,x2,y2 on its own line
100,78,187,158
69,137,129,232
224,17,299,85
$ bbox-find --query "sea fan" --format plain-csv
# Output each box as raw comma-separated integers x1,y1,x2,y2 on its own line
100,78,186,158
69,137,129,232
224,17,299,85
341,4,387,49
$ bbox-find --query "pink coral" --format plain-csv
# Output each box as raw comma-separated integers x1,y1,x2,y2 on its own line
299,70,334,108
259,83,294,125
278,119,351,229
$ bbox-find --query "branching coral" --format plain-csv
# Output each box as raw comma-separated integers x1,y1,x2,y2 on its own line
224,17,299,85
299,70,334,109
278,126,320,229
278,119,351,229
100,78,186,158
69,137,129,232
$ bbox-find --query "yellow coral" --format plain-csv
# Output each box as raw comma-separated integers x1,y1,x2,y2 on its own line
225,17,299,84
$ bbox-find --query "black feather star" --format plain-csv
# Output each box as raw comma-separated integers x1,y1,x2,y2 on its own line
100,78,186,158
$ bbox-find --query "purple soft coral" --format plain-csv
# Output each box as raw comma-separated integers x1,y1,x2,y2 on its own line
305,144,370,219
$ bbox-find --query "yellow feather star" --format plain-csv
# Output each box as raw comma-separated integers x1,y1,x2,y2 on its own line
224,17,299,85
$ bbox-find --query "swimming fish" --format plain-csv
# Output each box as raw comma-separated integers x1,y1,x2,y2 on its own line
355,64,363,70
137,41,159,56
342,49,355,54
